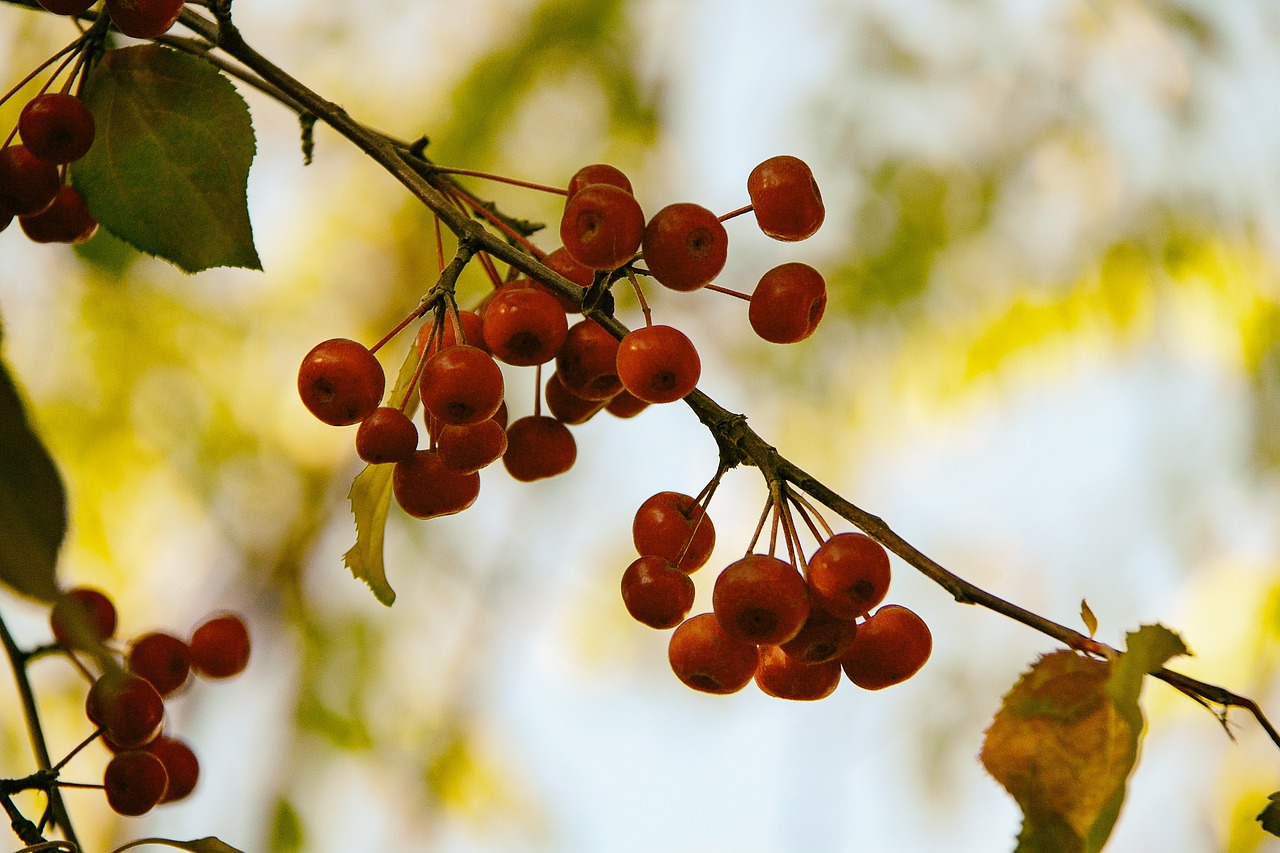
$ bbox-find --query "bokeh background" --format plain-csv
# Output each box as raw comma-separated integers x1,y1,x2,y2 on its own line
2,0,1279,851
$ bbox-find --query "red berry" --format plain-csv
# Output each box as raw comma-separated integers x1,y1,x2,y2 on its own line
86,671,165,749
605,389,649,419
419,344,505,426
188,613,250,679
712,554,810,646
18,185,98,244
19,93,95,164
806,532,891,619
567,163,633,198
37,0,97,12
539,246,595,312
556,319,622,400
747,155,825,241
543,371,607,425
641,203,729,292
437,417,508,473
754,645,842,701
104,750,169,816
631,491,715,573
560,183,645,270
748,262,827,344
50,587,117,650
297,338,385,426
147,735,199,803
416,309,486,358
840,604,932,690
0,145,61,216
502,416,576,482
393,449,480,518
778,603,858,664
481,284,569,367
621,555,696,629
668,613,759,695
105,0,185,39
615,324,701,404
126,632,191,697
355,406,419,464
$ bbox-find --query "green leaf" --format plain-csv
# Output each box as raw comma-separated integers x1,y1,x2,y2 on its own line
0,356,65,603
111,837,246,853
342,343,423,605
270,798,305,853
1257,791,1280,837
72,45,260,273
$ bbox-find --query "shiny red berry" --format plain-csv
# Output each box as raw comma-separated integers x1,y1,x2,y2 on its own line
297,338,385,426
615,325,700,404
840,604,932,690
481,284,569,367
641,203,728,292
502,416,576,482
355,406,419,464
668,613,759,695
393,449,480,518
631,491,715,573
147,735,199,803
104,749,168,816
754,644,842,701
0,145,61,216
50,587,117,650
437,418,508,473
188,613,250,679
556,319,622,400
419,344,505,426
748,262,827,344
18,185,98,244
747,155,825,241
560,183,645,270
566,163,633,198
712,554,811,646
621,555,696,629
806,532,891,619
105,0,185,39
126,632,191,697
19,93,95,164
87,671,165,749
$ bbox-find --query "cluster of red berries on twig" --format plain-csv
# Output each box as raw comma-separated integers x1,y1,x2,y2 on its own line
296,155,830,524
45,587,250,816
622,483,931,700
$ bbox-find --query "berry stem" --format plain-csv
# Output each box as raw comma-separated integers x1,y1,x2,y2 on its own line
789,489,835,540
370,300,431,355
674,467,725,570
533,363,543,418
0,34,85,111
745,490,773,557
427,166,568,197
702,283,751,301
717,203,754,223
433,214,446,273
625,271,653,328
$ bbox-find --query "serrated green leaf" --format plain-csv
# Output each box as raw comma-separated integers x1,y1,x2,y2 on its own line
1080,599,1097,637
72,45,259,273
0,356,64,603
111,837,246,853
1257,791,1280,837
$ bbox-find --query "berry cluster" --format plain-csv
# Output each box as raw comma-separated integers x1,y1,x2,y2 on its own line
296,156,829,524
1,1,189,243
621,487,931,700
48,586,250,816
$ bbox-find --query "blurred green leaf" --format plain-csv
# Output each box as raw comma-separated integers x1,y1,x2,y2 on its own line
270,799,305,853
73,45,260,273
1256,792,1280,837
111,838,246,853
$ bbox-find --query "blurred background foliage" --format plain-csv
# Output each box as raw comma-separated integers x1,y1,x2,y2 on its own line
0,0,1278,851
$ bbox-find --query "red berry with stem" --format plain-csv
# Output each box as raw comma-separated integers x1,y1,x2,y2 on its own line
437,417,508,473
840,604,932,690
560,183,645,270
417,309,486,358
615,324,701,404
747,155,825,241
502,416,577,482
19,93,95,164
668,613,759,695
126,632,191,697
632,491,715,573
806,532,891,619
419,344,505,426
567,163,633,198
19,185,98,244
621,555,696,629
539,246,594,312
544,371,607,425
749,262,827,344
103,749,169,816
641,203,729,292
86,671,165,749
754,645,842,701
37,0,97,12
297,338,385,426
481,284,569,367
556,318,622,400
355,406,419,464
189,613,250,679
778,603,858,664
712,554,811,646
605,389,649,419
50,587,117,650
0,145,61,216
393,449,480,518
147,735,199,803
105,0,185,39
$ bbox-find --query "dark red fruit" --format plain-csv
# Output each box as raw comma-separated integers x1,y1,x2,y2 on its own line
188,613,250,679
605,389,649,419
778,603,858,664
437,418,508,473
747,155,825,241
50,587,117,650
126,632,191,697
621,555,696,629
86,671,165,749
539,246,595,312
668,613,759,695
556,319,622,400
0,145,61,216
560,183,645,270
393,449,480,518
105,0,185,39
104,750,168,816
632,491,715,573
19,93,95,164
641,203,728,292
481,284,569,367
712,554,810,645
297,338,385,426
544,371,607,425
566,163,633,198
754,645,842,701
355,406,419,464
502,416,576,482
416,309,486,357
419,344,505,425
840,604,932,689
806,532,891,619
147,735,199,803
749,262,827,344
18,185,98,244
615,324,700,404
